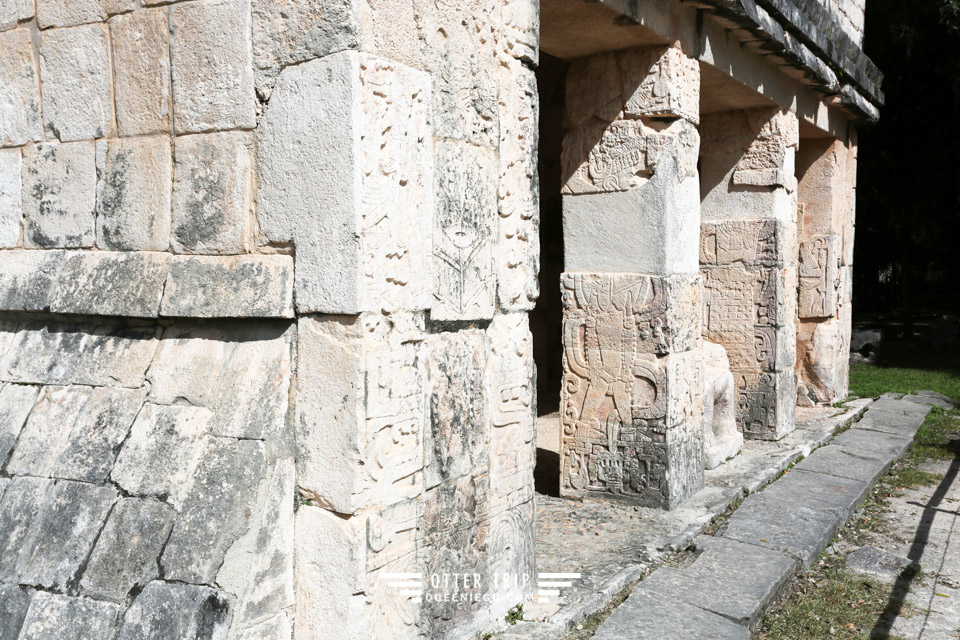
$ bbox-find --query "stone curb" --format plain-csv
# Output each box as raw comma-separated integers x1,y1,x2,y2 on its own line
588,397,931,639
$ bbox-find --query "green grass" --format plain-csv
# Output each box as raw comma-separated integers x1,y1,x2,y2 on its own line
848,363,960,402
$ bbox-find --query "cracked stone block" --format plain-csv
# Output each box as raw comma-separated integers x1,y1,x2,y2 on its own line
111,403,214,509
171,0,255,133
96,136,172,251
9,386,145,482
251,0,360,99
171,131,252,255
39,24,114,142
118,582,233,640
0,28,42,147
161,255,295,318
594,587,749,639
162,439,266,584
147,325,231,407
17,592,121,640
0,583,33,640
80,498,177,601
22,142,96,248
258,51,432,314
845,545,915,581
0,384,43,467
0,250,65,311
793,444,889,485
0,149,21,247
0,0,33,31
296,313,425,514
110,8,171,136
16,480,117,591
50,251,170,317
0,477,50,582
104,0,135,15
37,0,106,28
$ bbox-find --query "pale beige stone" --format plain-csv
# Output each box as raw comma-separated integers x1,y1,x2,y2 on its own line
0,28,43,147
147,325,232,407
40,24,115,142
502,0,539,64
22,141,97,248
360,0,421,70
37,0,106,28
621,46,700,124
104,0,136,15
96,136,172,251
110,8,171,137
171,0,255,133
0,149,21,247
701,342,742,469
798,233,840,318
565,52,621,126
172,131,252,255
50,251,171,317
0,0,32,32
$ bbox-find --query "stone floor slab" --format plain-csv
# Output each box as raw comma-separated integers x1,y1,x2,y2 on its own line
792,443,891,485
763,468,871,521
902,393,955,410
853,410,926,437
592,587,750,640
832,427,914,459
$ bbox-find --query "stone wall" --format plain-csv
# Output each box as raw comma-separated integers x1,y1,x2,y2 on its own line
821,0,866,45
0,0,540,638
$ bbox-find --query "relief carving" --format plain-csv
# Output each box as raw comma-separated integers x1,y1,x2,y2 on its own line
798,234,840,319
620,45,700,124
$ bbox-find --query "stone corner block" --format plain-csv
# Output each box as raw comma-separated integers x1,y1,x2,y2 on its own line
50,251,170,318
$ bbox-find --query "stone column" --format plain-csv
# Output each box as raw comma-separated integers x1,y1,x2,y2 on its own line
699,108,800,440
558,46,705,509
795,136,857,405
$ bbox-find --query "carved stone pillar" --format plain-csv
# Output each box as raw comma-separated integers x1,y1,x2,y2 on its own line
699,108,800,441
558,45,704,509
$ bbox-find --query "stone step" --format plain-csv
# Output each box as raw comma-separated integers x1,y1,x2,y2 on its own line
590,397,932,639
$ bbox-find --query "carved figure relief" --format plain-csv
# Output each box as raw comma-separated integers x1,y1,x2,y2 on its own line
621,45,700,124
798,234,840,318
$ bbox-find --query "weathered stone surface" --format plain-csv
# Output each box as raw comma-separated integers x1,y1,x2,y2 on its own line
0,0,32,31
110,8,171,136
0,149,21,246
37,0,106,28
50,251,170,317
0,583,33,640
846,545,914,581
17,592,121,640
903,392,955,410
760,467,869,522
162,439,266,584
104,0,135,15
161,255,294,318
111,403,214,509
0,250,64,311
502,0,539,64
39,24,114,142
6,386,90,477
594,586,749,640
96,136,172,250
703,342,742,470
117,581,234,640
432,140,497,320
0,383,39,464
22,142,96,248
80,498,176,601
735,369,797,440
258,51,433,314
17,480,117,590
700,219,793,268
0,477,49,582
0,28,42,147
171,0,255,133
251,0,360,98
621,45,700,123
832,427,913,459
732,109,799,190
798,234,840,318
147,325,231,407
295,313,425,514
172,131,252,255
793,444,889,485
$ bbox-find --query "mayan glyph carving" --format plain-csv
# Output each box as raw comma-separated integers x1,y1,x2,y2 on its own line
620,46,700,124
733,108,800,190
700,220,781,267
798,234,841,319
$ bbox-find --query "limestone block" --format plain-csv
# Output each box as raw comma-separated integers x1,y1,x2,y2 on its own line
732,109,799,190
700,219,795,269
22,141,96,248
117,582,234,640
16,480,117,590
40,24,114,141
105,0,136,15
360,0,422,70
162,439,266,584
7,385,144,482
565,52,621,126
417,0,499,146
620,46,700,124
0,583,33,640
0,383,40,465
251,0,361,99
487,499,536,608
37,0,106,28
17,593,120,640
0,28,43,147
0,250,65,311
148,325,232,407
295,313,425,514
50,251,170,317
0,0,32,31
258,52,433,314
111,403,215,509
432,140,497,320
798,234,840,318
160,255,295,318
0,149,21,246
735,369,796,440
235,616,293,640
80,498,177,601
110,8,171,136
96,136,172,251
0,476,50,582
797,315,847,405
172,131,252,255
424,329,488,488
171,0,255,133
702,342,742,469
502,0,539,65
498,59,539,311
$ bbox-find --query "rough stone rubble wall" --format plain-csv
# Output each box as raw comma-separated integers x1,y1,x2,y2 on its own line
0,0,540,639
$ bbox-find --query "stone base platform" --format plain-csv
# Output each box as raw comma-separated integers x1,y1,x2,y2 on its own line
499,399,872,638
